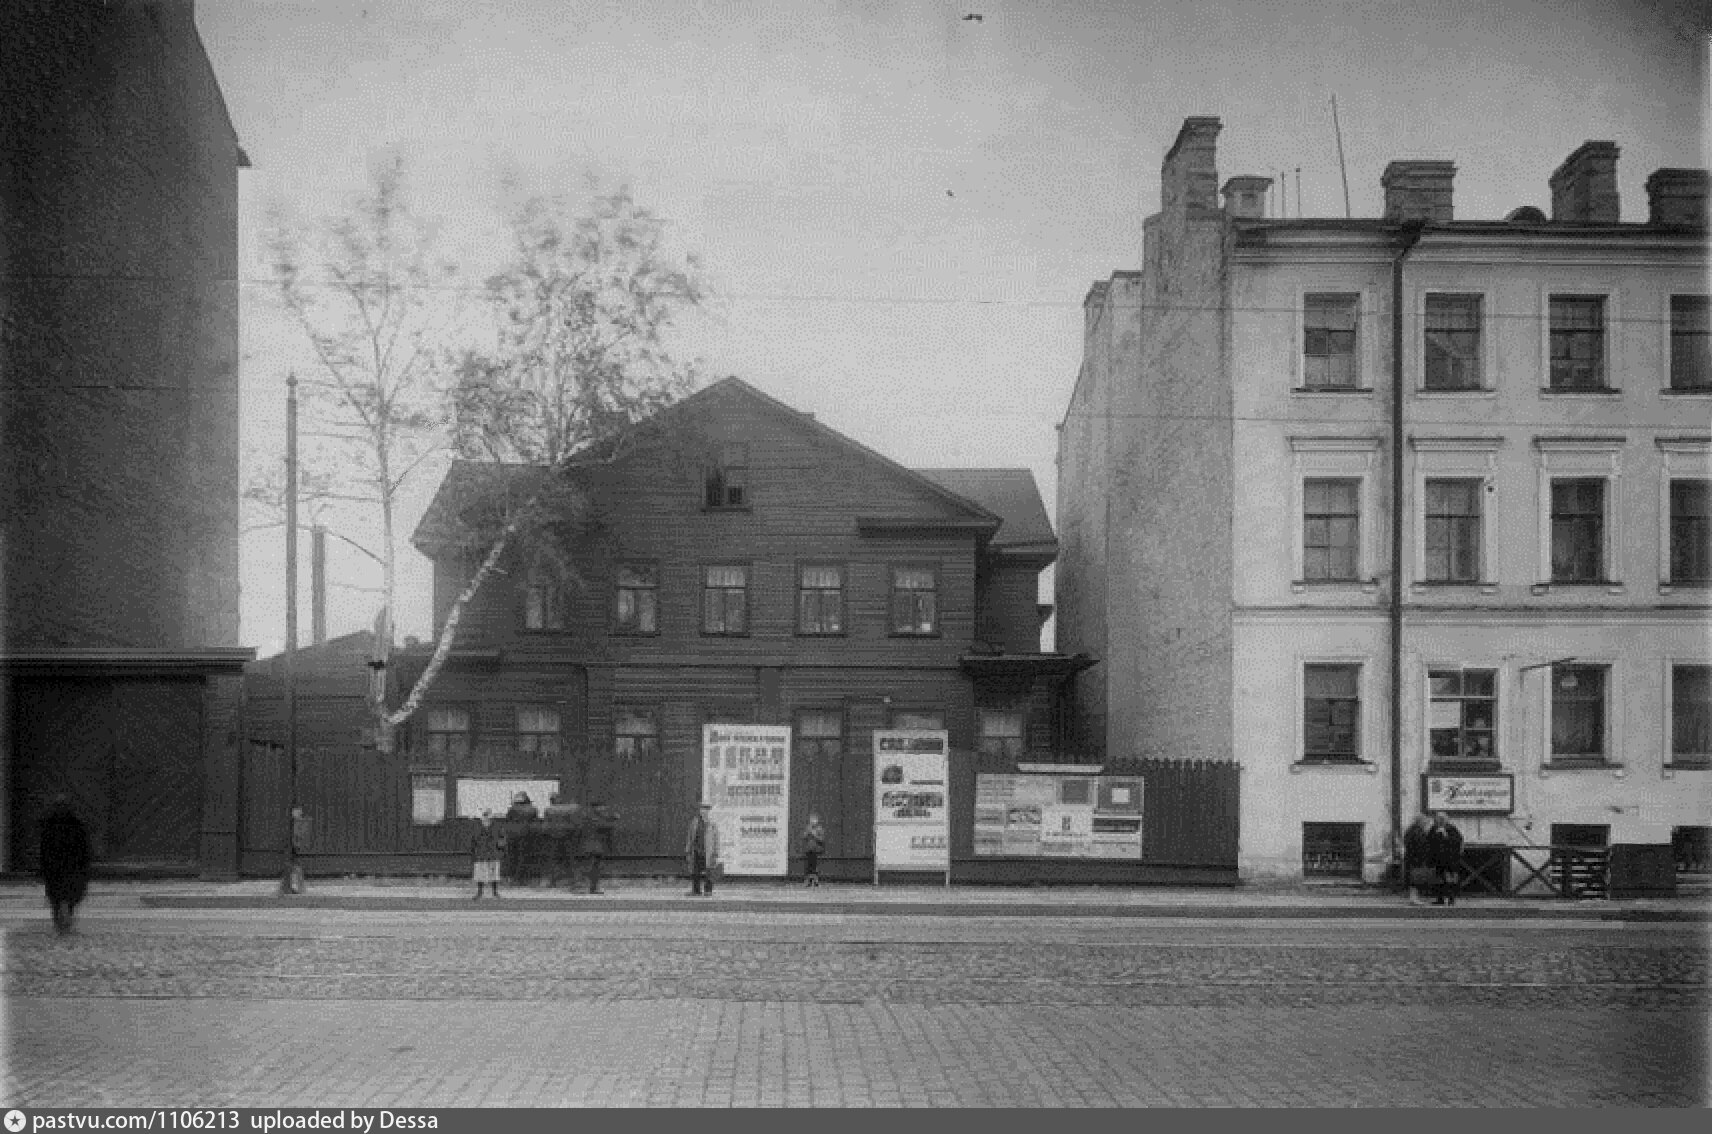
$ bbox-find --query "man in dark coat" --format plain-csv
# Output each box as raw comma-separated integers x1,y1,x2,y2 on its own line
1402,812,1432,905
1425,811,1465,906
580,801,619,895
39,795,92,934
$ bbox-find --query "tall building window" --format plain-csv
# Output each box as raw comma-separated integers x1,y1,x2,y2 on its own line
614,563,659,634
1303,663,1361,763
1303,294,1359,389
1302,822,1364,878
977,709,1026,758
1428,668,1497,765
1303,478,1360,581
1548,295,1607,390
1550,478,1606,582
423,707,471,759
523,565,565,630
1671,664,1712,768
1670,480,1711,585
797,565,844,635
702,565,748,634
796,710,843,762
516,706,561,758
1550,663,1608,764
614,706,659,761
1423,294,1483,390
704,443,750,509
1424,478,1482,582
1670,295,1711,391
890,566,938,635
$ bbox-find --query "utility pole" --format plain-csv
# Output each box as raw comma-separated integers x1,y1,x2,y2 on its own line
282,372,303,895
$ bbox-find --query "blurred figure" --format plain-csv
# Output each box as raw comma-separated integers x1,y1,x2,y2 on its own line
39,795,92,935
581,801,619,894
1402,811,1432,906
471,810,504,900
1426,811,1465,906
684,802,720,896
800,813,826,887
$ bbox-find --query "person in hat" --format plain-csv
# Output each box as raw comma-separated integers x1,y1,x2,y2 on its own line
503,792,540,883
470,810,504,900
684,802,720,896
505,791,539,823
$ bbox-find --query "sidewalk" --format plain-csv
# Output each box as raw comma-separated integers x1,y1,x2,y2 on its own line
3,875,1707,920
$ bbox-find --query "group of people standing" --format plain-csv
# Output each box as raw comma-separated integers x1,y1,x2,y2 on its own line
469,792,620,899
1402,810,1466,906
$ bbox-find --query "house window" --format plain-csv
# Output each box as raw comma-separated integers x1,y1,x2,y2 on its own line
1670,296,1711,391
1550,478,1606,582
423,707,471,759
1302,822,1364,878
410,772,447,826
1428,668,1497,765
1424,478,1482,583
524,564,567,630
797,710,843,762
1673,826,1711,876
614,563,659,634
1670,480,1711,585
1303,663,1361,763
702,565,748,634
1550,663,1608,764
1548,295,1607,390
1303,478,1360,581
892,710,945,731
797,565,844,635
614,706,660,761
890,566,938,635
1424,294,1483,390
1303,294,1359,389
704,443,750,509
978,709,1026,759
517,706,561,758
1671,664,1712,767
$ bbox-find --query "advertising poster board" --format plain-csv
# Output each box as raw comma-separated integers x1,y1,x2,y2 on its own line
701,723,791,875
872,729,950,876
1422,773,1513,815
973,772,1143,859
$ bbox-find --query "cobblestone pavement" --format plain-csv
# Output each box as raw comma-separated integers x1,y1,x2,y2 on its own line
3,911,1707,1107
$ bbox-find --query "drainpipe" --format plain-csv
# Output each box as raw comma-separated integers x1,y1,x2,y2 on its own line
1389,221,1424,883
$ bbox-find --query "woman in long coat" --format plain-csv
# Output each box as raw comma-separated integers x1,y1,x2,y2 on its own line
40,795,92,934
1424,811,1465,907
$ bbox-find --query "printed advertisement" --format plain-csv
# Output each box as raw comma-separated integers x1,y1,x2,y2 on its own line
1422,773,1514,815
973,773,1143,859
872,730,950,871
702,723,792,875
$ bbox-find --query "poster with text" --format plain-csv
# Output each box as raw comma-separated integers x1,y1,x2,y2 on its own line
872,730,950,871
973,773,1143,859
701,723,791,875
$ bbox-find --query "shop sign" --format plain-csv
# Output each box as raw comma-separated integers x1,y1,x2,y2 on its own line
1421,772,1513,814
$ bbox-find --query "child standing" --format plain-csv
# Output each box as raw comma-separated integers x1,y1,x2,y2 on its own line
471,810,504,899
801,813,826,887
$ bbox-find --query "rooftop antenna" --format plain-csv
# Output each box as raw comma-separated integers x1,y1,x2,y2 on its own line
1331,95,1352,218
1295,167,1303,218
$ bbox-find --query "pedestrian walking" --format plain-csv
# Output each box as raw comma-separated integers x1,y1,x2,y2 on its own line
39,794,92,935
581,801,619,894
1402,811,1433,905
471,810,505,900
542,794,583,887
280,805,311,896
1425,811,1465,906
684,802,720,896
800,813,825,887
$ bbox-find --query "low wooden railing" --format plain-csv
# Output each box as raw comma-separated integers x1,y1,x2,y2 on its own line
1454,844,1609,899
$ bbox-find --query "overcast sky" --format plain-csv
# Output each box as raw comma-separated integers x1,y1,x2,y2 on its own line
200,0,1710,656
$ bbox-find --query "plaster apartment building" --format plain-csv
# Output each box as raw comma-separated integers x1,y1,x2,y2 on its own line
1057,116,1710,888
1,0,252,876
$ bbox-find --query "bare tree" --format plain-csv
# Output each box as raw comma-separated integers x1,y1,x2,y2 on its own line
381,184,708,749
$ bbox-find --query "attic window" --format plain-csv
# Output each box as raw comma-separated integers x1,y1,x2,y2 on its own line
705,444,750,510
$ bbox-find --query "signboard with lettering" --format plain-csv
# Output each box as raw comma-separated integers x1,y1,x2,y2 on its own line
1421,772,1514,815
702,724,792,875
872,730,950,874
973,772,1144,859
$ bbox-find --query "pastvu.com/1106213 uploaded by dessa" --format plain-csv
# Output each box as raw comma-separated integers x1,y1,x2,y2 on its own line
5,1113,437,1132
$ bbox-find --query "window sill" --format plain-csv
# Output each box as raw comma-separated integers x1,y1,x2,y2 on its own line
611,629,661,638
1292,579,1380,594
519,627,570,635
1426,762,1504,774
1659,581,1710,594
795,631,848,638
1416,388,1495,398
1659,387,1712,396
699,631,752,639
1292,386,1374,395
1412,580,1498,593
1540,386,1620,397
888,631,943,639
702,505,753,514
1540,761,1623,777
1663,762,1711,777
1291,759,1377,773
1531,581,1624,595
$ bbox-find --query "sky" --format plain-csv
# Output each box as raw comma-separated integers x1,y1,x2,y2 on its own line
198,0,1711,657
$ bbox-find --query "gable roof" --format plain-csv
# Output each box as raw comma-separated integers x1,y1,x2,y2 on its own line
914,468,1057,557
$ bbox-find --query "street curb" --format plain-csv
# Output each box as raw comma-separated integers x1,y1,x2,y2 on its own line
137,895,1712,921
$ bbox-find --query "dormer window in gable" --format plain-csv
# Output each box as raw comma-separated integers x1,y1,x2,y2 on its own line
705,443,751,510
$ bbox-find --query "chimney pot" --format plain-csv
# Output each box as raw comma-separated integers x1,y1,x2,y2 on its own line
1645,168,1710,227
1222,176,1272,219
1549,141,1621,222
1382,160,1456,224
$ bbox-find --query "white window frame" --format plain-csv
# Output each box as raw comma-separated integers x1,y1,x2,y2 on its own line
1289,437,1381,591
1539,287,1620,395
1664,658,1712,771
1294,657,1377,769
1539,659,1620,771
1293,287,1379,393
1657,438,1712,592
1533,438,1624,592
1409,437,1502,590
1415,288,1498,396
1421,663,1506,769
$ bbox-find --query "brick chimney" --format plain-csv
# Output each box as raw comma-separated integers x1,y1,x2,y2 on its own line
1382,161,1455,224
1221,176,1272,219
1549,141,1621,222
1645,168,1710,227
1161,117,1222,217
